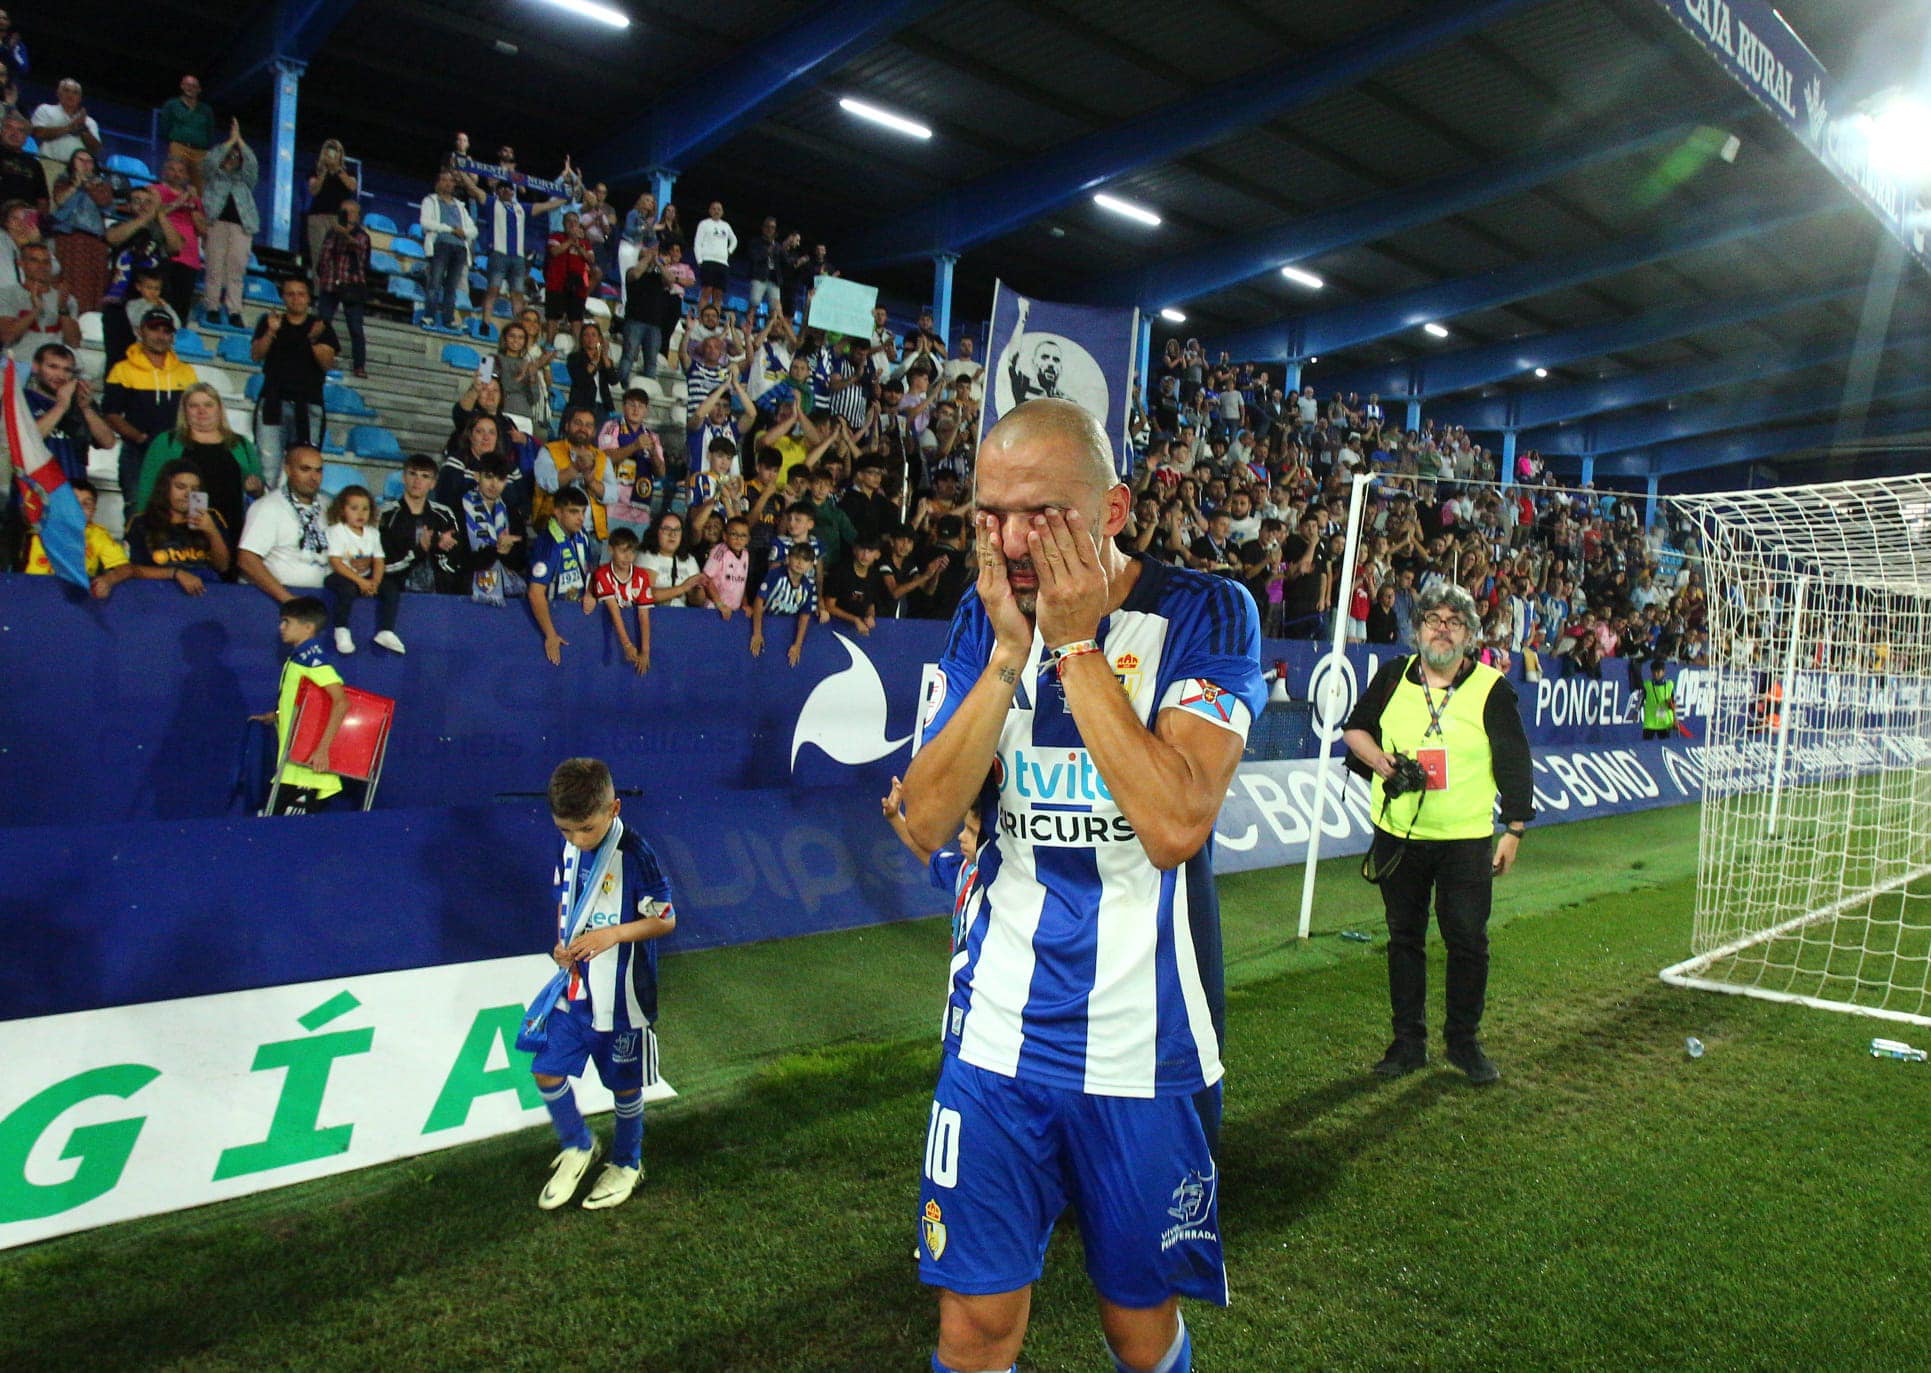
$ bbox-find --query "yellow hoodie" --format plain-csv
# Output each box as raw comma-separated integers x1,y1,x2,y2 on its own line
104,343,199,444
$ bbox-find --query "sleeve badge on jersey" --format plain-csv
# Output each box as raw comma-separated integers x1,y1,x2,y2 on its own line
1178,681,1234,723
922,1199,948,1260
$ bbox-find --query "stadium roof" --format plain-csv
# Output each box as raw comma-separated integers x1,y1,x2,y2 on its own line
38,0,1931,485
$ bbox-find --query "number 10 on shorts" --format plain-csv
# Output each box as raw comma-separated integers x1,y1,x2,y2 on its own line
923,1103,961,1189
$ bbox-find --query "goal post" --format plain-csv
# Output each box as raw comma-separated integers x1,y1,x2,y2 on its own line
1660,475,1931,1027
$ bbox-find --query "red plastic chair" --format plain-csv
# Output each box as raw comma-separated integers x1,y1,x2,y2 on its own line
264,678,397,813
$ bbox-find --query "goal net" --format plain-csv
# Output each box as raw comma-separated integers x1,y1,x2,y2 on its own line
1660,475,1931,1026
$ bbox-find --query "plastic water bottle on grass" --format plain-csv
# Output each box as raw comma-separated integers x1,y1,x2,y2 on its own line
1339,931,1372,943
1684,1037,1704,1059
1870,1038,1927,1062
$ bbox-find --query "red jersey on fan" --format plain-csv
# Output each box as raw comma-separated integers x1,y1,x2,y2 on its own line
593,562,654,609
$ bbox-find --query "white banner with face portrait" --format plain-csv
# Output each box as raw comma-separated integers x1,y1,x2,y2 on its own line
980,282,1139,476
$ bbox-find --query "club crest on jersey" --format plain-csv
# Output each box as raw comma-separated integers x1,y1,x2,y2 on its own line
1111,651,1142,699
1161,1165,1219,1253
922,1199,948,1260
601,871,616,896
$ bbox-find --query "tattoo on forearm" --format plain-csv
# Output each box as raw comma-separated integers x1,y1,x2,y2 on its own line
997,666,1017,685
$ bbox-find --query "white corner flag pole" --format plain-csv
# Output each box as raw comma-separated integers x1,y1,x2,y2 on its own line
1298,472,1374,940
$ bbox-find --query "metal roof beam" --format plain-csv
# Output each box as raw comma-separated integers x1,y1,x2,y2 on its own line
838,0,1540,269
590,0,946,183
1543,368,1931,457
212,0,364,103
1321,279,1858,402
1209,197,1826,363
1087,97,1734,309
1597,406,1931,478
1437,322,1927,433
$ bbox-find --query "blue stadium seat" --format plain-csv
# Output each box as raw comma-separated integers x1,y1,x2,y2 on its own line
21,134,34,155
324,383,376,417
369,250,404,276
245,374,264,401
349,425,404,461
492,298,512,318
550,359,569,386
468,269,487,291
218,335,257,367
106,153,153,182
172,330,211,360
440,342,482,372
364,212,399,236
320,462,364,496
321,433,346,455
382,470,405,503
392,237,424,260
406,223,423,240
243,277,281,304
388,277,424,304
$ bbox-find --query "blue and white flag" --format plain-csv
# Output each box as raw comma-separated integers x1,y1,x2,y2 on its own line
981,282,1139,476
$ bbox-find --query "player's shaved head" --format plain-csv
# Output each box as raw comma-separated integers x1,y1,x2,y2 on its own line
980,398,1115,500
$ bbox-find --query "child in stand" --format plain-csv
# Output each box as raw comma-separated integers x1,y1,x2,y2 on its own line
593,527,654,674
23,479,128,589
703,515,751,620
750,539,817,667
324,484,399,654
1346,567,1371,644
533,757,678,1211
529,484,597,666
459,456,527,605
824,533,883,635
250,596,349,815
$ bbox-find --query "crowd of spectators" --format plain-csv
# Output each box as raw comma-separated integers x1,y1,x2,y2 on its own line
0,40,1709,685
1124,340,1712,672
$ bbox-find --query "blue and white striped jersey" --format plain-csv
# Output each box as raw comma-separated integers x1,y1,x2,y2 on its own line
554,817,676,1033
920,557,1265,1098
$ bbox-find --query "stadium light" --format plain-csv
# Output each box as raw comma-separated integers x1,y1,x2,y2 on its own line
1159,308,1186,323
838,97,933,141
1308,355,1319,363
1534,367,1549,378
1424,322,1450,339
1279,266,1325,290
1861,92,1931,184
1093,193,1162,227
533,0,631,29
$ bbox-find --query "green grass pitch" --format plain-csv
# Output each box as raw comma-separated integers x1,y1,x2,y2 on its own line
7,805,1931,1370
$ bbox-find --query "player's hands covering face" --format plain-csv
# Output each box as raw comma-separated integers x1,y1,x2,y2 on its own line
976,511,1034,652
1030,507,1108,647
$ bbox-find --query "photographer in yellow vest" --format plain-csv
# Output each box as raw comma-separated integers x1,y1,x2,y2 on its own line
1342,584,1535,1085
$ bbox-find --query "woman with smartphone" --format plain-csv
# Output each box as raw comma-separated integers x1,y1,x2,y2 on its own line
135,382,263,553
110,458,234,596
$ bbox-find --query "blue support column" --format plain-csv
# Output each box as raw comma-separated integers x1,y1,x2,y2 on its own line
932,253,958,346
1135,315,1152,408
650,168,677,220
1580,454,1596,489
1282,360,1301,393
270,58,305,257
1645,471,1660,530
1500,430,1517,487
1406,399,1422,432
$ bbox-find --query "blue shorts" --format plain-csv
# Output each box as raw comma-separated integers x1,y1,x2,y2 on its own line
485,252,529,294
529,1002,655,1096
915,1054,1227,1309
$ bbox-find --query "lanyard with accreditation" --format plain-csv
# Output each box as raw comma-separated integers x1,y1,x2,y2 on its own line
515,822,623,1053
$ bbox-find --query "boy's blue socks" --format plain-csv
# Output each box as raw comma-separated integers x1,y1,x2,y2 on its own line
539,1079,593,1152
612,1090,645,1168
931,1356,1015,1373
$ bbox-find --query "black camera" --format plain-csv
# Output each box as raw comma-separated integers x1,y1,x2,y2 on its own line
1384,752,1429,799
